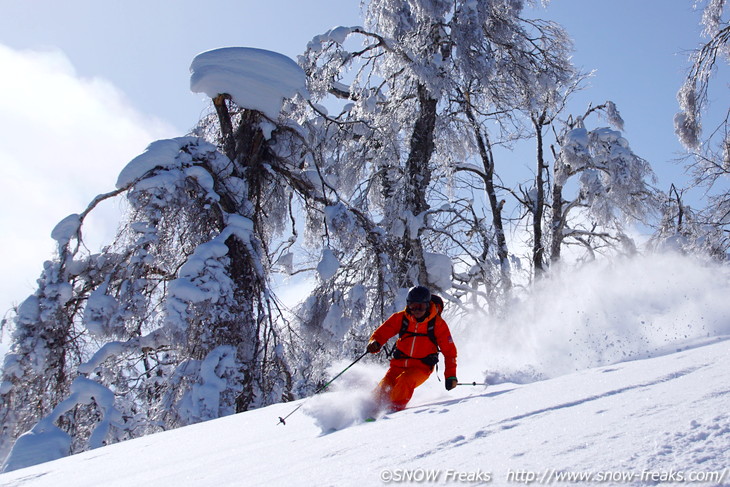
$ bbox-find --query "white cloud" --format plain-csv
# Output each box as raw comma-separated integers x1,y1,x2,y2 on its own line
0,44,178,341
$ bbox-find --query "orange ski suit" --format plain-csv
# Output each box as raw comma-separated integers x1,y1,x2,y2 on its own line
369,302,457,411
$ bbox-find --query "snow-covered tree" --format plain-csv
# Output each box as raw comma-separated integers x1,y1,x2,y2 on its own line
298,6,457,344
650,184,728,257
0,250,83,460
675,0,729,255
551,103,660,262
300,0,583,320
676,0,729,157
445,0,578,296
1,47,317,467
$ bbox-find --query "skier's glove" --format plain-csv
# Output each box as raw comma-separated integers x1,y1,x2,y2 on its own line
445,377,458,391
366,340,381,354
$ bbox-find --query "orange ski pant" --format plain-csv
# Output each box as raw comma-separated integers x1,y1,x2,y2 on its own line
376,364,432,411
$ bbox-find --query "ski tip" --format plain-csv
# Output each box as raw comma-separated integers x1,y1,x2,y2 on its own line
364,417,377,423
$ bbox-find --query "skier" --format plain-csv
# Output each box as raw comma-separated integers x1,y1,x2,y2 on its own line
366,285,458,412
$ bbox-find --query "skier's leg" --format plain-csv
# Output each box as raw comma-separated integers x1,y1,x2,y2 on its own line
373,365,404,410
388,367,431,411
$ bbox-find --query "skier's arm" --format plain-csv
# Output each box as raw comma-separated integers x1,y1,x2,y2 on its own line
435,319,457,379
368,312,404,353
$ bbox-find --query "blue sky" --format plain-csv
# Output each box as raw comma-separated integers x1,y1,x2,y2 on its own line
0,0,714,327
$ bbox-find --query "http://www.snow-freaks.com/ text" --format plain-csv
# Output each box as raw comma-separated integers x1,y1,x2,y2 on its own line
378,467,727,484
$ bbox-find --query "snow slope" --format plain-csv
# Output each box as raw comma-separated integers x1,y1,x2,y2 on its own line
0,338,727,487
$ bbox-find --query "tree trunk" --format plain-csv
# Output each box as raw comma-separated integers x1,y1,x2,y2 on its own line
463,100,512,290
532,113,547,274
550,181,564,263
211,102,279,411
213,95,236,163
401,83,438,287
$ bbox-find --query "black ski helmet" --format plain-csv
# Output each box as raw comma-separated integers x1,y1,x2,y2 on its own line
406,285,431,304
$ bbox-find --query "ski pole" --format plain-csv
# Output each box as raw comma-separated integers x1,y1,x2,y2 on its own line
457,381,488,386
277,350,369,425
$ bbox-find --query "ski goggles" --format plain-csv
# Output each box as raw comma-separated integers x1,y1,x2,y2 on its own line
407,302,429,312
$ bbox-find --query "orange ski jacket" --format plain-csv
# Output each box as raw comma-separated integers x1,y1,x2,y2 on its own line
370,302,457,379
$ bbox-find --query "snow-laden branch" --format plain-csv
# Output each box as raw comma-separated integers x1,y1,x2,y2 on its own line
3,377,122,472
